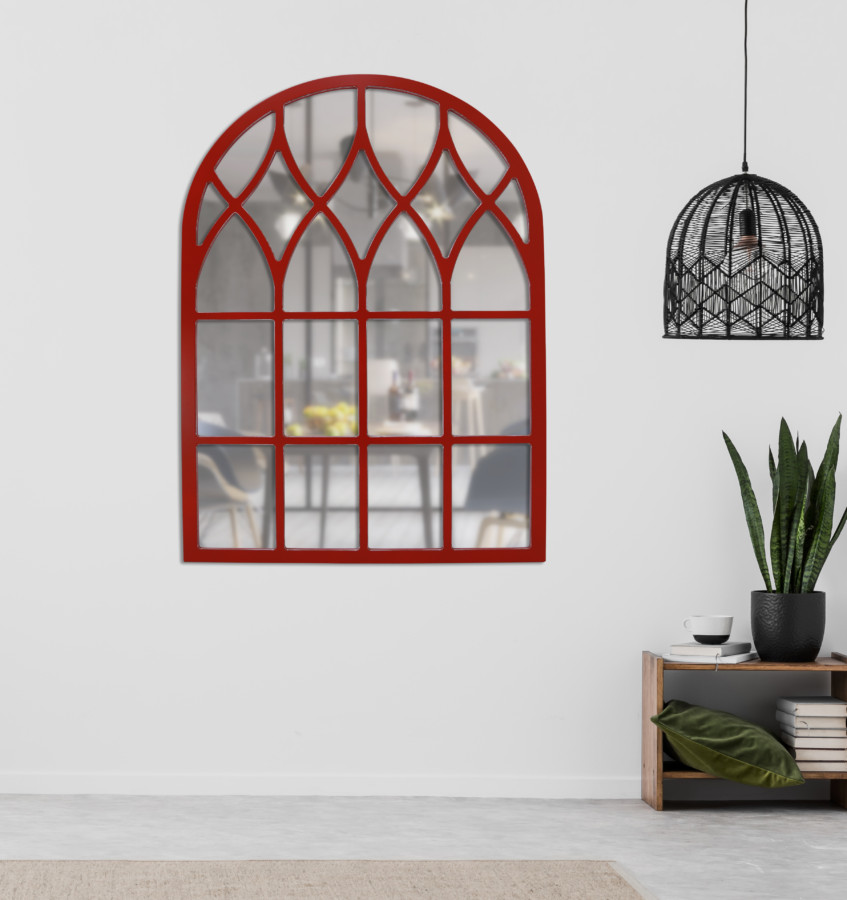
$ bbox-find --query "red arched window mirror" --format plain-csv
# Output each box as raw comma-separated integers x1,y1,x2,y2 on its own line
181,75,545,562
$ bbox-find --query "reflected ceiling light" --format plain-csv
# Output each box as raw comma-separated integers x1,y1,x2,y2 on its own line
398,217,419,242
418,194,454,223
274,211,302,242
663,0,823,339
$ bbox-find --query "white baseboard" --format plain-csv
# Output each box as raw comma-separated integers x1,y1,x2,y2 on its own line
0,773,641,799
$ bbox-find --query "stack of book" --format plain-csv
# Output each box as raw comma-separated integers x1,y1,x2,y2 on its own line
663,641,757,664
776,696,847,772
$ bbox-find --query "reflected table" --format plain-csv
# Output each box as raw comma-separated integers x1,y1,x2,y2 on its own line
261,425,438,548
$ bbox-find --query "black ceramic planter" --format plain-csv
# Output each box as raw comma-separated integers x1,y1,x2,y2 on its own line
751,591,825,662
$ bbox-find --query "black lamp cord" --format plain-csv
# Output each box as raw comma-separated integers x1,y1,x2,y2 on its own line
742,0,749,173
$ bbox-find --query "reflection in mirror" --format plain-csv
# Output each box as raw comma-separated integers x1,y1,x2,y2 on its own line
215,114,275,198
451,320,529,436
366,89,439,194
448,112,507,194
366,215,440,312
496,180,529,243
197,215,273,312
197,184,226,245
283,214,357,312
285,90,356,195
451,213,528,311
197,444,274,549
284,445,358,548
412,152,479,257
367,320,442,435
368,445,442,548
327,152,395,258
243,153,312,259
452,444,530,548
283,320,358,437
197,321,274,436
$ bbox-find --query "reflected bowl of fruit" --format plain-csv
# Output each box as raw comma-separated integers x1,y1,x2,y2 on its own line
289,402,358,437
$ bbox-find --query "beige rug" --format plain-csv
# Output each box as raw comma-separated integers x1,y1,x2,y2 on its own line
0,860,651,899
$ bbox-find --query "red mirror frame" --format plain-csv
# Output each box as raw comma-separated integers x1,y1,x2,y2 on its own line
181,74,545,562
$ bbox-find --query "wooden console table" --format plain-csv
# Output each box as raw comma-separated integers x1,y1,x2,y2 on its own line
642,650,847,810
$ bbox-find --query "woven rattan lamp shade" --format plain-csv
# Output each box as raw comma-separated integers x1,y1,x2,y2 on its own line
664,173,823,339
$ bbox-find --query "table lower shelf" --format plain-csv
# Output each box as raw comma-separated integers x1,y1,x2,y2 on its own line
642,651,847,809
663,762,847,780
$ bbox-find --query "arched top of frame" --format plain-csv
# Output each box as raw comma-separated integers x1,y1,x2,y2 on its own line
183,75,542,292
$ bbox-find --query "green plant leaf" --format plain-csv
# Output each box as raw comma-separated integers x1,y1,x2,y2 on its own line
792,494,809,593
775,419,799,584
769,446,783,587
817,414,842,483
769,447,778,511
770,490,783,593
809,414,842,527
811,504,847,588
784,442,809,592
830,504,847,552
801,459,816,580
802,415,843,591
798,450,813,585
723,432,772,591
802,465,835,592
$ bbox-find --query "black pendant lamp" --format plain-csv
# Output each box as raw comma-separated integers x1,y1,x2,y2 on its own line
663,0,823,339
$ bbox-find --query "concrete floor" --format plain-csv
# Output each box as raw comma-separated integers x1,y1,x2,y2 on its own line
0,796,845,899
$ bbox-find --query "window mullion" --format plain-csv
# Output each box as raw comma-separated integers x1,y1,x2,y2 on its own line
275,314,285,550
441,251,453,550
357,290,369,552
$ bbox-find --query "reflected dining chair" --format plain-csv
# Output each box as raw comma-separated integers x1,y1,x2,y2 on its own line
464,422,529,547
197,421,267,547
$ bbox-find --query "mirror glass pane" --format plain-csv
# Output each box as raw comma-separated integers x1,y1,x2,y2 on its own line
285,90,356,195
412,152,479,257
367,320,442,436
243,153,312,259
451,320,529,436
197,215,273,312
451,213,528,311
283,214,357,312
366,214,440,311
366,89,438,195
197,184,226,245
197,445,275,549
496,180,529,243
284,445,358,549
215,114,275,198
368,445,442,548
327,152,395,258
452,444,530,548
283,320,358,437
197,321,274,435
448,112,507,194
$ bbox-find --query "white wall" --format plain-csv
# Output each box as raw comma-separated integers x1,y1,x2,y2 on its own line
2,0,847,797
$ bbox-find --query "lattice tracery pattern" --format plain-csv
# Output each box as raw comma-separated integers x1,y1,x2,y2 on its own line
664,173,823,339
181,75,545,563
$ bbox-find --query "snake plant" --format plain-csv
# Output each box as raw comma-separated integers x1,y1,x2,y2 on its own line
723,416,847,593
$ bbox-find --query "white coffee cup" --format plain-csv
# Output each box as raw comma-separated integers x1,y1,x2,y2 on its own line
683,615,733,645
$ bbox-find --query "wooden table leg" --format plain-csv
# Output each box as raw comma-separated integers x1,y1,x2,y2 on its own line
642,652,664,810
416,452,434,548
319,452,330,548
261,449,274,548
832,671,847,809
